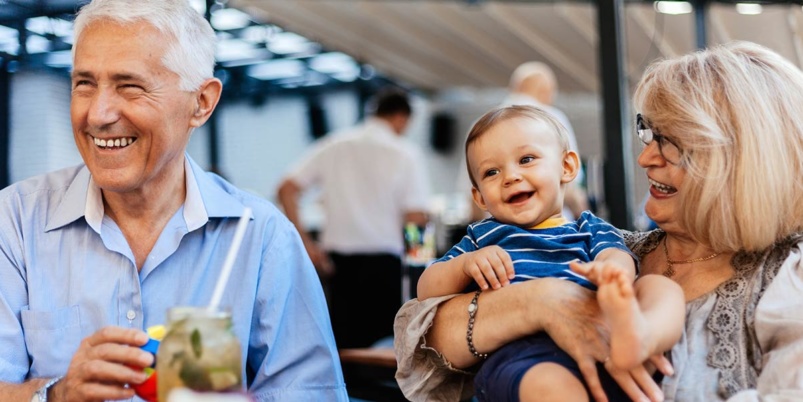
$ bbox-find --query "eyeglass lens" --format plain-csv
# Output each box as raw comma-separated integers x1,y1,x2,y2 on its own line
636,114,681,164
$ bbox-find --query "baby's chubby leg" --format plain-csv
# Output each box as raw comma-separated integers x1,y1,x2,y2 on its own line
596,268,649,370
598,272,684,370
519,362,589,402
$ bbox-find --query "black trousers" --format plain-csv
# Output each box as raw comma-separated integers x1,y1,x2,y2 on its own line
328,252,402,349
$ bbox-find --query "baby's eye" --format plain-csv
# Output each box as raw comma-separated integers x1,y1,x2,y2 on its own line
483,169,499,178
520,156,535,164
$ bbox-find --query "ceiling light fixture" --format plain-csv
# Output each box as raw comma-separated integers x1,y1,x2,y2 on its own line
735,3,762,15
654,1,693,15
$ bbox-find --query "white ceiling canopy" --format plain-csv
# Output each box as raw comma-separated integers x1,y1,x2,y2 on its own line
230,0,803,94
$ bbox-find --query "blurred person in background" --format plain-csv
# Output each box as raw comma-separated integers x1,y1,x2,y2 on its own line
503,61,589,219
277,88,431,348
0,1,347,401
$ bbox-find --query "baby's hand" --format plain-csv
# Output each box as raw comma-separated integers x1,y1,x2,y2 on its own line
462,246,515,290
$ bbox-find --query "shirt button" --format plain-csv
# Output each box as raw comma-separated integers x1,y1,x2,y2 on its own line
126,310,137,320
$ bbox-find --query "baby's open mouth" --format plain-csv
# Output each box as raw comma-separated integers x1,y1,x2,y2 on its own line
507,191,534,203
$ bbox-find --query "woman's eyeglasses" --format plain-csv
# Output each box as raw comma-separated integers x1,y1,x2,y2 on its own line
636,114,683,165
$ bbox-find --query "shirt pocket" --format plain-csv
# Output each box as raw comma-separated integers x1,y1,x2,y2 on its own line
21,305,83,378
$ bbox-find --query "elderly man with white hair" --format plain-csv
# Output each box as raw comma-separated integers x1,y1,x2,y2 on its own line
0,1,347,401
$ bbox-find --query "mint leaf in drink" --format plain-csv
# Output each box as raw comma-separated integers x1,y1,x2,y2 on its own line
190,329,203,359
178,359,213,391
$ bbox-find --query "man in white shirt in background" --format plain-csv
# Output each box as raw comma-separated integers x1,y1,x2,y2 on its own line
277,89,430,349
503,62,589,218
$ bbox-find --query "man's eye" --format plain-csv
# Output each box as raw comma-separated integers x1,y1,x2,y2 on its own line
120,84,144,92
520,156,535,164
73,80,91,88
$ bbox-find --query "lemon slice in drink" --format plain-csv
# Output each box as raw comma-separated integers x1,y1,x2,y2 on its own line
208,370,240,391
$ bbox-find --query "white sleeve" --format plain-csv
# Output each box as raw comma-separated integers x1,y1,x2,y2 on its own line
283,137,332,189
728,242,803,401
394,295,477,402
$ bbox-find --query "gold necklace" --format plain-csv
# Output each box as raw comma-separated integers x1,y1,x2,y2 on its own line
662,237,719,278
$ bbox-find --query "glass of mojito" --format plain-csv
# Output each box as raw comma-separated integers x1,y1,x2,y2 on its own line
156,307,242,401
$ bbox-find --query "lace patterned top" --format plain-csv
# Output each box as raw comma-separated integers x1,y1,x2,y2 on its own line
394,230,803,401
624,230,803,401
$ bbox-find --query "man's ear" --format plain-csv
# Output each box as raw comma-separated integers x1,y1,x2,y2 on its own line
561,150,580,184
190,78,223,128
471,187,489,212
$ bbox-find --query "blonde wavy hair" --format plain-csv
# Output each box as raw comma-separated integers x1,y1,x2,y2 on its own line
634,41,803,252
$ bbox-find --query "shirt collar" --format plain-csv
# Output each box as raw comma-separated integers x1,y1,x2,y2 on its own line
46,154,246,233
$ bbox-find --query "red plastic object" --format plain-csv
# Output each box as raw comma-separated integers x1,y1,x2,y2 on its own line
132,370,158,402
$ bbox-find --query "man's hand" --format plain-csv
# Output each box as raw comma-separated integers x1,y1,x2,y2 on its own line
51,327,153,402
460,246,515,290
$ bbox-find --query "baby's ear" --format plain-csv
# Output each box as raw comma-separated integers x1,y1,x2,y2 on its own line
471,187,489,211
561,150,580,184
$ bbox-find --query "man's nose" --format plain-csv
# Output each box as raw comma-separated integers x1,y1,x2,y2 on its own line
86,88,121,128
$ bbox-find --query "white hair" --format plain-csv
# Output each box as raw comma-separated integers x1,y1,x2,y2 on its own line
72,0,216,91
509,61,557,92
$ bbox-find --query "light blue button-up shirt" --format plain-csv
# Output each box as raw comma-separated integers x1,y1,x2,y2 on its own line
0,155,348,401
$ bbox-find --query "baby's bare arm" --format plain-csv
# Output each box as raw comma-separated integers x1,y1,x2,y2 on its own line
417,246,514,300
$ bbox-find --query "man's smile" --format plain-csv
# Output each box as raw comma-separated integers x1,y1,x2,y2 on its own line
91,135,136,149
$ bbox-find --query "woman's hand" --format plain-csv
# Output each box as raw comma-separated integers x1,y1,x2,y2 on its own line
536,278,670,402
536,278,614,401
604,354,673,402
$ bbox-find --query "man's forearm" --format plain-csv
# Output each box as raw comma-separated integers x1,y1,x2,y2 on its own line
0,378,49,402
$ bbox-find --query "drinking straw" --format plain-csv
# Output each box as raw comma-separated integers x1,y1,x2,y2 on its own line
208,207,252,311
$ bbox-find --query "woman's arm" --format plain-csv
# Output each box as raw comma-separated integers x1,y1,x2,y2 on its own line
396,277,619,401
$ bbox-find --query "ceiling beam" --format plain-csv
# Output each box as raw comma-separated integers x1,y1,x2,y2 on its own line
485,2,598,92
244,0,445,89
708,7,731,43
628,6,679,59
359,2,500,86
423,3,522,75
788,6,803,68
555,3,597,47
